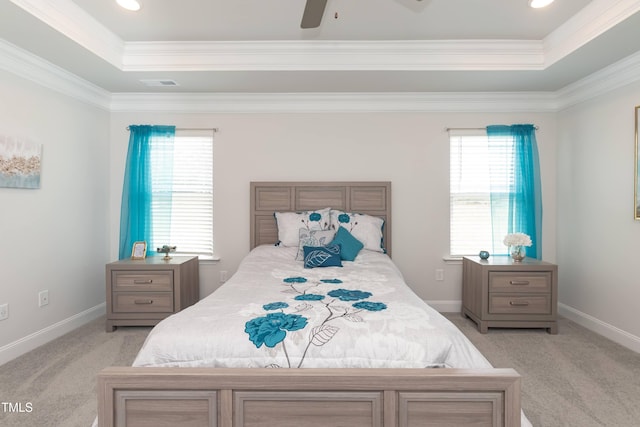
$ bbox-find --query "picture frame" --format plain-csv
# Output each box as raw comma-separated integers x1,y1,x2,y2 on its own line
636,106,640,220
131,241,147,260
0,136,42,189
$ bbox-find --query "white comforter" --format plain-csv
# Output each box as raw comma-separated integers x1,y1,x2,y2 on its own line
97,245,532,427
134,245,491,370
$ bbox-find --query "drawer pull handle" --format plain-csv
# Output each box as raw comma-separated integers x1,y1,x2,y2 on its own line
509,301,530,307
510,280,530,286
134,299,153,305
134,279,153,284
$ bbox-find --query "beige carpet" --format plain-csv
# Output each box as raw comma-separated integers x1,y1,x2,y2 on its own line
0,314,639,426
446,313,640,427
0,318,150,427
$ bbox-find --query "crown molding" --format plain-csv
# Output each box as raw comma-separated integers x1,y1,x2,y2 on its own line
0,39,111,110
9,0,124,67
544,0,640,67
13,0,640,73
2,27,640,114
109,92,558,114
556,49,640,110
121,40,544,72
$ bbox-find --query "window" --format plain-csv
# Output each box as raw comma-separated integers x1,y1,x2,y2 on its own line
449,131,513,256
449,125,542,259
149,129,214,259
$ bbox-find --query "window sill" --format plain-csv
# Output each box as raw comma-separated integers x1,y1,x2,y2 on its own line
444,254,510,264
198,255,221,263
166,254,220,263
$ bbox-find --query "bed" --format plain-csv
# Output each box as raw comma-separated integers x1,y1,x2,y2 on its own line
97,181,527,427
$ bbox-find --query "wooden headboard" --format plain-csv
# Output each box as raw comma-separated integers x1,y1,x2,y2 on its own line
250,181,392,256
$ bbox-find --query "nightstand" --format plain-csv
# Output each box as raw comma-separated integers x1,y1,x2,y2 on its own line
462,256,558,334
106,256,199,332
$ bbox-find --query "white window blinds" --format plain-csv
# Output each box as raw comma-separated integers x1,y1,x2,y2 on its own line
150,129,214,258
449,131,514,256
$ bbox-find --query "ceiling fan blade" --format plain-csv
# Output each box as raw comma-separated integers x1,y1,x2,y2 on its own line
301,0,328,29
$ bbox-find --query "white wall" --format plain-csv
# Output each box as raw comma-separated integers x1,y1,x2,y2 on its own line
557,81,640,349
0,70,110,363
109,111,557,305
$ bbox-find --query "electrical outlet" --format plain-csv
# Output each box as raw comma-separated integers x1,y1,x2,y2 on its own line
220,271,228,284
435,269,444,281
0,303,8,321
38,290,49,307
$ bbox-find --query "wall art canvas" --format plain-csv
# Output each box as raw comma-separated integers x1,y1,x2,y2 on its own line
0,135,42,189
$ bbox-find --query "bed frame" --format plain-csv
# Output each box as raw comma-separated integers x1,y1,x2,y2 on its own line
97,181,522,427
250,181,392,255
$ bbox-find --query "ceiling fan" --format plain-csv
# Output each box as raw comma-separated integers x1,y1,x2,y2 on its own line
300,0,328,29
300,0,428,29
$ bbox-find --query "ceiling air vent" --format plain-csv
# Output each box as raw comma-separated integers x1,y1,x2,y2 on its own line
139,79,179,87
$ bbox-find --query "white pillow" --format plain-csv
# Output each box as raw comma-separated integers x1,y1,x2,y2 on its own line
330,210,385,252
275,207,331,247
296,228,336,260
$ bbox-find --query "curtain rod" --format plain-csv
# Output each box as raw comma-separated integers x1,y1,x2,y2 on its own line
445,125,539,132
126,126,218,132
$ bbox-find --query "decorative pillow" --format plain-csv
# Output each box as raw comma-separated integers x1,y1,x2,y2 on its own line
296,228,336,260
275,207,331,247
303,244,343,268
329,226,364,261
330,210,385,252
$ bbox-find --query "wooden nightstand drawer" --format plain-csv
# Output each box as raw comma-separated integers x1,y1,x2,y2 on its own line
489,272,550,293
112,292,174,313
106,256,199,332
489,294,551,315
112,271,173,292
462,256,558,334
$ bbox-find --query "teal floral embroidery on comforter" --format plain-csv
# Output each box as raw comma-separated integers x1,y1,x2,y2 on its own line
244,276,387,368
244,312,308,348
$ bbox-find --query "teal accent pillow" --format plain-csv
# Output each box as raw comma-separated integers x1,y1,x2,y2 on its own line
303,244,343,268
329,226,364,261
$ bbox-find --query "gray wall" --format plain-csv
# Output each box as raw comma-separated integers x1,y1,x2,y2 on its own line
0,69,110,363
557,80,640,350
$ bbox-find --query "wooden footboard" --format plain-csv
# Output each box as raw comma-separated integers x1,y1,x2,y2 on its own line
97,367,521,427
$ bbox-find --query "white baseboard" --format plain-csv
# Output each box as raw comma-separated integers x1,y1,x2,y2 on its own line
558,303,640,353
0,303,106,366
426,300,462,313
428,300,640,354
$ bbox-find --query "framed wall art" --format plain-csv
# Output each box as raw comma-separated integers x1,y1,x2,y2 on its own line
0,135,42,189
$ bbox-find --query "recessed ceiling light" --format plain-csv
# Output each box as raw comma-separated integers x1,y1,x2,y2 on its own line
116,0,141,11
529,0,555,8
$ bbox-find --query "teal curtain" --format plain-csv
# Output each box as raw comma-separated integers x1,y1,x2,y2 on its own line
487,124,542,259
118,125,176,259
